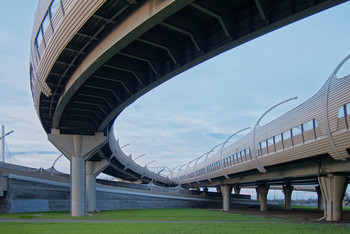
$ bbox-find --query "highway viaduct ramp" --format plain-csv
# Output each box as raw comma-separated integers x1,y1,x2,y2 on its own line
29,0,349,219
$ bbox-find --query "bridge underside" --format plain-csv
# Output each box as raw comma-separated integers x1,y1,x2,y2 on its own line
181,154,350,188
40,0,346,136
32,0,349,219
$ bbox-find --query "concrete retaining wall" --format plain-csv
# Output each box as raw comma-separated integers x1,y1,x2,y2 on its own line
0,175,225,213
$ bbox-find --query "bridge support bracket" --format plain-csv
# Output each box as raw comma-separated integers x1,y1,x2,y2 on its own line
48,130,107,216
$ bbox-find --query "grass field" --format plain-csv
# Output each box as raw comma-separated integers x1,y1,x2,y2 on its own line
0,208,349,234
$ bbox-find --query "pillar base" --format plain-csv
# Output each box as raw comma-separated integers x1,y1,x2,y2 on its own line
71,154,85,216
318,174,347,221
234,186,241,195
315,185,324,211
258,184,269,211
220,185,232,211
48,131,107,216
86,160,108,212
283,184,293,210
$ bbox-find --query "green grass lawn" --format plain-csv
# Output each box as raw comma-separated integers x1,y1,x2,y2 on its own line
0,208,280,222
1,222,349,234
0,208,349,234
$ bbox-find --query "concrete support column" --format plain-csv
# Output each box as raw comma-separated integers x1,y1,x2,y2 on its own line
318,174,347,221
258,184,269,211
70,135,85,216
234,186,241,195
255,187,260,201
203,187,208,194
315,185,324,211
220,185,232,211
86,161,95,213
48,130,106,217
86,160,108,212
282,184,294,210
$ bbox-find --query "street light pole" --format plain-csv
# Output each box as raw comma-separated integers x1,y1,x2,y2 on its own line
204,142,225,174
144,160,155,168
120,143,130,149
252,97,297,173
1,126,3,162
133,154,146,161
219,127,251,169
1,125,14,162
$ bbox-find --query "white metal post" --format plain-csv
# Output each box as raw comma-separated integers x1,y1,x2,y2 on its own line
1,125,4,162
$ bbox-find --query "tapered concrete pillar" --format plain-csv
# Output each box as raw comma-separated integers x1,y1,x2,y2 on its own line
255,187,260,201
315,185,324,211
48,130,106,216
220,185,232,211
203,187,208,193
86,160,108,212
258,184,269,211
282,184,294,210
70,135,85,216
234,186,241,195
318,174,347,221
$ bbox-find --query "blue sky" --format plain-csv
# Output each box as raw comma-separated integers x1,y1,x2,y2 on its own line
0,1,350,198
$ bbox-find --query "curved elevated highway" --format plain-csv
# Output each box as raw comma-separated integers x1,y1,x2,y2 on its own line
174,56,350,221
30,0,347,217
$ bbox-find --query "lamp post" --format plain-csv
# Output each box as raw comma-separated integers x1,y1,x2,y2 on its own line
177,162,187,173
169,164,184,180
173,162,188,183
144,160,155,168
252,97,297,173
51,153,63,168
149,168,165,191
193,152,207,178
176,158,197,186
204,142,225,174
219,127,251,169
1,125,14,162
185,158,197,177
133,153,146,161
175,161,191,187
162,166,172,177
50,153,63,175
120,143,129,149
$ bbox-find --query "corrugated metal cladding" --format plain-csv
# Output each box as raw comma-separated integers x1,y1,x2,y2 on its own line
177,72,350,185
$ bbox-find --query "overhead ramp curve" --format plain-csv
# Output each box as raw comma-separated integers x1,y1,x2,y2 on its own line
30,0,347,216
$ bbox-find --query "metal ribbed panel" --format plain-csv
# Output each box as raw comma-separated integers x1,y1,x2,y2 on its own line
177,74,350,184
31,0,106,114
